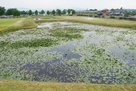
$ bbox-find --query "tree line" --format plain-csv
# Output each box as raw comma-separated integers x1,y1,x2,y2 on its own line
0,6,76,17
47,9,75,16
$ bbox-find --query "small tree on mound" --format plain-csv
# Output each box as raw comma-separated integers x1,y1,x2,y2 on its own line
52,10,56,16
35,10,38,15
47,10,50,15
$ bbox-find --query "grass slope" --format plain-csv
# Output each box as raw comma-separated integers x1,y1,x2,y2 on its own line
0,79,136,91
0,17,37,32
52,16,136,28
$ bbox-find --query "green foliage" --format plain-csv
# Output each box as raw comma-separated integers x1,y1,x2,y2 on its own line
62,9,66,14
10,39,57,48
110,16,115,19
28,10,33,15
67,9,71,15
40,10,45,14
52,10,56,16
0,6,6,15
20,11,28,15
72,10,76,15
47,10,50,15
6,8,20,16
89,9,97,11
34,10,38,15
56,9,61,15
126,11,136,16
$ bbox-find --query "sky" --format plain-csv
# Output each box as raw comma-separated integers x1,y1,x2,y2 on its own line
0,0,136,10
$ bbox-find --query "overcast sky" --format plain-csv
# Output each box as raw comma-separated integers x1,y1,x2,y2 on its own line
0,0,136,10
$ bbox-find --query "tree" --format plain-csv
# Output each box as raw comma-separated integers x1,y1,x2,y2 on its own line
62,9,66,15
13,9,20,17
47,10,50,15
72,10,76,15
56,9,61,15
20,11,27,15
67,9,71,15
28,10,33,15
94,9,97,11
111,9,114,11
6,8,20,17
6,9,13,15
0,6,6,15
35,10,38,15
52,10,55,16
40,10,45,14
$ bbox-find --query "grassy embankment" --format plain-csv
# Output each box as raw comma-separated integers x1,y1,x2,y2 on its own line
36,16,136,28
0,79,136,91
0,17,37,33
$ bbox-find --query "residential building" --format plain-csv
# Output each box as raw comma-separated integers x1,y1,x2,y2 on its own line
76,11,98,16
109,7,126,16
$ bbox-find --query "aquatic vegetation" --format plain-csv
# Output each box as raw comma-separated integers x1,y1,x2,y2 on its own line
0,21,136,84
71,42,136,84
10,38,57,48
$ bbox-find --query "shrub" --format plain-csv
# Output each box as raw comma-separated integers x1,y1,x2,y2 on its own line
110,16,115,19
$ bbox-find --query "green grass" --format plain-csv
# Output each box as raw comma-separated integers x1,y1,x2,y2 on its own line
21,17,37,29
42,17,52,19
0,79,135,91
0,18,20,26
0,17,37,33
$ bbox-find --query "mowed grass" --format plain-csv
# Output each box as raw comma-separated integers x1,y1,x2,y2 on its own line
0,18,20,26
0,18,20,31
71,19,136,28
52,16,136,28
0,17,37,32
0,79,136,91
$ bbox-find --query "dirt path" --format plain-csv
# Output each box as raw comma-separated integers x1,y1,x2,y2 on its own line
11,18,26,26
1,18,26,27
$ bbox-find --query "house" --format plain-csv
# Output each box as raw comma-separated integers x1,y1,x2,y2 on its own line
76,11,98,16
97,9,109,15
109,7,126,16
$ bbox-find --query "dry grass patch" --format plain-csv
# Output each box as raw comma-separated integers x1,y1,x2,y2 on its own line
0,79,135,91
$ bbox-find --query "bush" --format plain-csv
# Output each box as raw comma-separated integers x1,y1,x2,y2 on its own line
89,15,93,17
94,15,99,18
128,17,136,21
110,16,115,19
119,17,127,20
102,15,105,18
